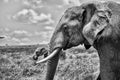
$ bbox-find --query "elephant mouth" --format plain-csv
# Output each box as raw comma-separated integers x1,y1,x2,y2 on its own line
36,48,62,63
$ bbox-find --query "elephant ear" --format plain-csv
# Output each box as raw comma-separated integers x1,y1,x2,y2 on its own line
82,9,112,46
82,3,97,26
81,3,97,49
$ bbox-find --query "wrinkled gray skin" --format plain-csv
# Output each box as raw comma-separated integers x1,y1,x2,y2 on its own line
84,1,120,80
33,1,120,80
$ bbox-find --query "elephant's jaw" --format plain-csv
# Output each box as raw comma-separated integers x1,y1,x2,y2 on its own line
36,48,62,63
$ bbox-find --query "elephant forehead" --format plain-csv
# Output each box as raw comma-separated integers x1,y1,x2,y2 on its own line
65,6,84,15
67,20,80,27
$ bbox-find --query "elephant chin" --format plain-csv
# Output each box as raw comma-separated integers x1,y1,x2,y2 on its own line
36,48,62,63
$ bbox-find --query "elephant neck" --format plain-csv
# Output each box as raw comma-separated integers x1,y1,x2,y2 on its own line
94,37,120,52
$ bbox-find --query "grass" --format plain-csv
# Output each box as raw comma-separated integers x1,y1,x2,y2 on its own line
0,45,99,80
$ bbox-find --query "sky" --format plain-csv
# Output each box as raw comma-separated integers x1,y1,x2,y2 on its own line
0,0,119,46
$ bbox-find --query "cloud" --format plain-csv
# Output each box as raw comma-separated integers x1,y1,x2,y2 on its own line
29,9,54,24
40,41,48,44
22,0,43,8
11,37,21,42
12,9,32,23
19,43,26,45
35,31,53,39
16,9,29,15
0,28,10,37
57,5,63,8
1,29,51,45
9,37,32,45
12,9,54,24
19,42,31,45
3,0,19,3
44,26,54,30
13,30,32,36
10,30,33,40
3,0,9,3
14,30,28,34
21,38,31,42
63,0,81,6
4,28,10,32
2,35,10,39
34,31,47,36
0,29,33,45
2,36,32,45
34,31,41,36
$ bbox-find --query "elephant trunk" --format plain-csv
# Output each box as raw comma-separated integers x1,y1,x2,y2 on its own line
45,51,60,80
44,30,65,80
35,22,67,80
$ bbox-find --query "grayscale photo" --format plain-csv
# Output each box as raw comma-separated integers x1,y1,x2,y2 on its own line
0,0,120,80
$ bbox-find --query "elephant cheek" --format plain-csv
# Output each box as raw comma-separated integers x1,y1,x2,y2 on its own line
49,32,66,51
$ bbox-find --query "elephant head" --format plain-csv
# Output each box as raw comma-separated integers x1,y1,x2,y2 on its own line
34,3,111,80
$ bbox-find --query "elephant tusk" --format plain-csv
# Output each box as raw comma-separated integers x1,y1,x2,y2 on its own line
36,48,62,64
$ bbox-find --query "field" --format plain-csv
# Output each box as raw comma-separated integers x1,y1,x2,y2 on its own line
0,44,100,80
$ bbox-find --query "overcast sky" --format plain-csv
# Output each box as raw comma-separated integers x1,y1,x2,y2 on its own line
0,0,119,45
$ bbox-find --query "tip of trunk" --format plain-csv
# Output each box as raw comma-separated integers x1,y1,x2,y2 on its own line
35,48,62,64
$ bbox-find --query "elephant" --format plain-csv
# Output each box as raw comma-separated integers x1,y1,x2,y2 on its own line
32,1,120,80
